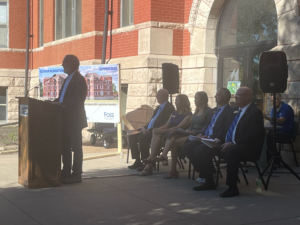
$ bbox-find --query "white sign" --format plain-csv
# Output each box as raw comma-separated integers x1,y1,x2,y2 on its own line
20,105,28,117
85,103,120,123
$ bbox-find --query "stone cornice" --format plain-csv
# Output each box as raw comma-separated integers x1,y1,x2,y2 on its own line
0,22,189,53
0,48,26,52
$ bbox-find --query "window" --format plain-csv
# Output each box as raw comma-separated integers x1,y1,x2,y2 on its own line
55,0,82,40
218,0,277,47
121,0,134,27
0,1,8,48
217,0,277,111
0,87,7,123
39,0,44,46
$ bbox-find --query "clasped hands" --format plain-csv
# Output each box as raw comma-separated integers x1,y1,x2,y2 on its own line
196,134,233,152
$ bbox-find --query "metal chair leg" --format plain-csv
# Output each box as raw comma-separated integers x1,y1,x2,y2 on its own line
180,159,185,170
255,162,267,190
177,158,182,169
188,160,191,179
192,167,195,181
239,164,249,185
127,143,130,164
216,159,220,187
290,142,299,167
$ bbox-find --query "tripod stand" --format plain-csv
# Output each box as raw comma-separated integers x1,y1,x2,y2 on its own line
261,92,300,190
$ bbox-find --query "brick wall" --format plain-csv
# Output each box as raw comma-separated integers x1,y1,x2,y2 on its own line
173,30,184,56
44,0,55,44
151,0,185,23
134,0,151,24
9,0,27,49
0,0,193,70
105,30,138,59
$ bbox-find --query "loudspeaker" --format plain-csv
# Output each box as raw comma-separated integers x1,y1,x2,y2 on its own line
162,63,180,94
259,51,288,93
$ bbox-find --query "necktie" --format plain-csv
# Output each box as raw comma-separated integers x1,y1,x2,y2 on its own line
205,108,221,136
225,109,242,143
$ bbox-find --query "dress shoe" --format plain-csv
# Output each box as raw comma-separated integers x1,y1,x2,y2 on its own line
128,160,143,169
62,175,82,184
219,187,239,198
193,181,216,191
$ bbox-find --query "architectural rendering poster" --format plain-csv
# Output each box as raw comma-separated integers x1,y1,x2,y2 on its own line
39,64,120,123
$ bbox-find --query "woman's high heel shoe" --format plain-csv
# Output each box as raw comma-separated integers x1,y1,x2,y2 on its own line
163,171,179,179
139,169,153,176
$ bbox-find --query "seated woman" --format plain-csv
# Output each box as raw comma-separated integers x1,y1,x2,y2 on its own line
139,94,193,176
157,91,212,179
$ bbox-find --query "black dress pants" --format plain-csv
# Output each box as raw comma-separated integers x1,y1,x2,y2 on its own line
182,141,216,174
182,140,203,172
62,129,83,178
196,144,257,187
128,132,152,161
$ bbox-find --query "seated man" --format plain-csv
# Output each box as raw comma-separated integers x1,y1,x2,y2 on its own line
183,87,232,173
192,87,265,198
263,93,294,160
128,89,175,170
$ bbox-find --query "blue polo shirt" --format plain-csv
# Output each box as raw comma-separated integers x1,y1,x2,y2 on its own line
270,102,294,132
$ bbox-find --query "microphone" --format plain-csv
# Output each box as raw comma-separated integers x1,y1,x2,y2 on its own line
26,84,40,97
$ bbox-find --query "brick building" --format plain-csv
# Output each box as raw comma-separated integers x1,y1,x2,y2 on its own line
1,0,300,163
85,74,114,100
43,74,66,100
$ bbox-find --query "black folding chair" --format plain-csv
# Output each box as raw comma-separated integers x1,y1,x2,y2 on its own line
188,156,223,181
277,121,299,167
216,158,267,190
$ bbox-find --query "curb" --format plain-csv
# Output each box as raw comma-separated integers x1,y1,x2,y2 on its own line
83,152,121,161
0,145,18,151
0,149,18,154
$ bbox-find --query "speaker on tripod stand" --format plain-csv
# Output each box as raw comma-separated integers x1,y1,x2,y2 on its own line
259,51,300,190
162,63,180,105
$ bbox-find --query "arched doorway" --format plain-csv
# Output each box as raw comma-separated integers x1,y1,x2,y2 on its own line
216,0,278,111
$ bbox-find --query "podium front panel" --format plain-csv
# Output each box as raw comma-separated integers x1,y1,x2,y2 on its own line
18,97,62,188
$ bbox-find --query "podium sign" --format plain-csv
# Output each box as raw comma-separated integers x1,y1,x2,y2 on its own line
18,97,62,188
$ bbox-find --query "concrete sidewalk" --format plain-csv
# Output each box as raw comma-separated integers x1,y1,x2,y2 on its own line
1,153,300,225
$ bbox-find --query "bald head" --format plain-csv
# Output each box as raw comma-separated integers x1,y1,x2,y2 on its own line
156,89,169,105
235,87,252,108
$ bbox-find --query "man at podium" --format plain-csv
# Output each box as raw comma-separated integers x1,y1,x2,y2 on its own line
52,55,88,184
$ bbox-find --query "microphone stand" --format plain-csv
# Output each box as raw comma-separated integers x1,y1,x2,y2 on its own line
261,92,300,190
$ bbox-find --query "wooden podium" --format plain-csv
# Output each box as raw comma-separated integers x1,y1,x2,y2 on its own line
18,97,62,188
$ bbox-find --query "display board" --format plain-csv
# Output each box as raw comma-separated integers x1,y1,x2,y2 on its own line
39,64,120,123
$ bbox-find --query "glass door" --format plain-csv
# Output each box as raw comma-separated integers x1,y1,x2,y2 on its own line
218,42,277,111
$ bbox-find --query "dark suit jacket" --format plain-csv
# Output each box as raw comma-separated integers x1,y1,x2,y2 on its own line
199,104,233,140
144,101,175,131
224,103,265,160
55,71,88,130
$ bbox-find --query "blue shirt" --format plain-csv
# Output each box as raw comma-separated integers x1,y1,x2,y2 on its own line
59,71,76,103
147,101,167,129
270,101,294,132
232,103,251,143
207,104,228,136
